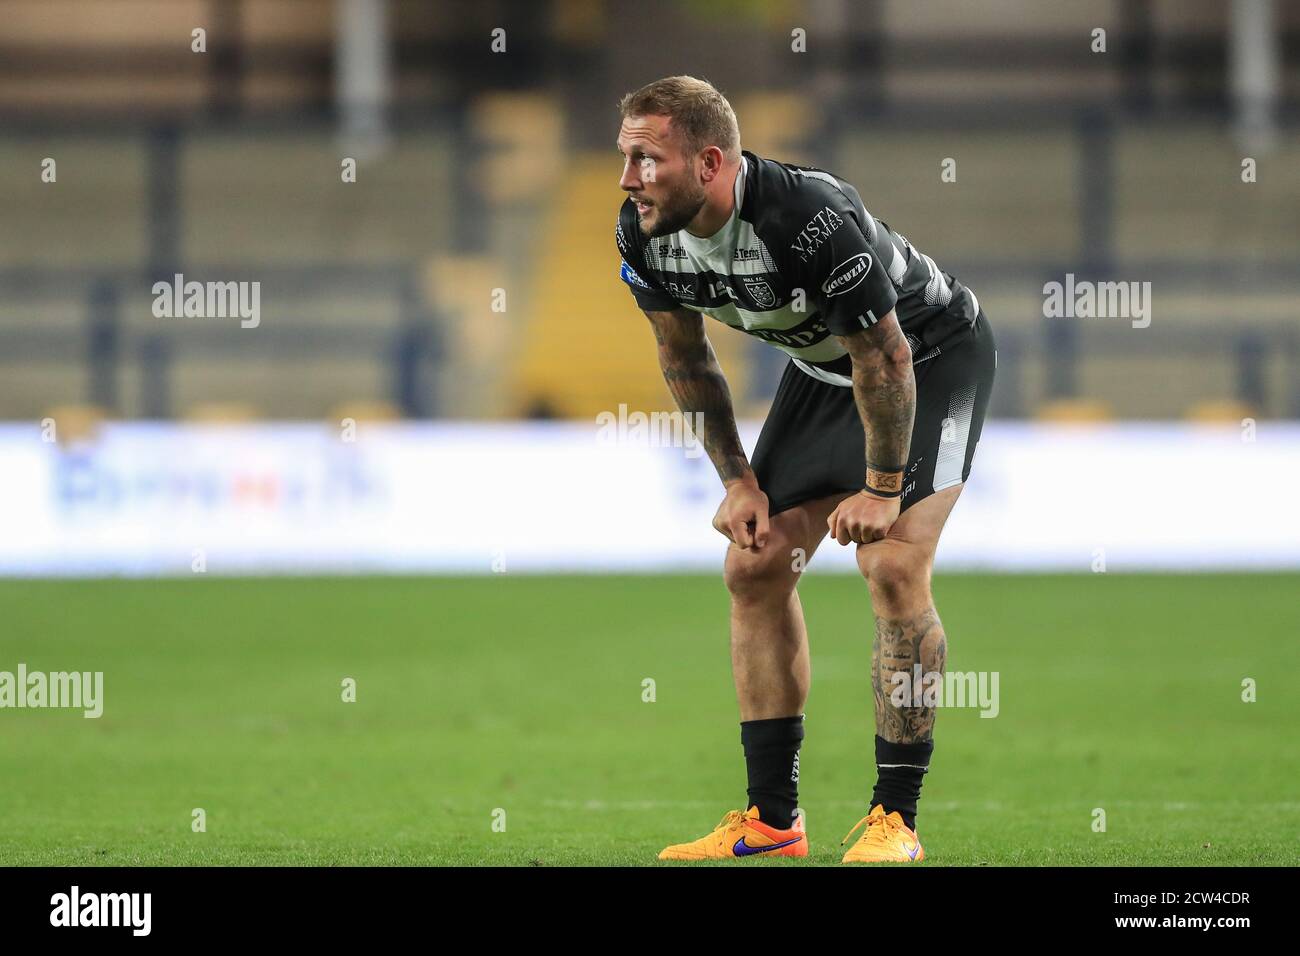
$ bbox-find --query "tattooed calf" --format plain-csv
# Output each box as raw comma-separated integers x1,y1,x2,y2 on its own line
871,608,946,743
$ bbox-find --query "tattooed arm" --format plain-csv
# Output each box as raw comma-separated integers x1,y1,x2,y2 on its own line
842,310,916,486
642,307,769,550
826,310,916,545
642,307,750,482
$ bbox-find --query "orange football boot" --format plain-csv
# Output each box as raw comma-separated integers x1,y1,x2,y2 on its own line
658,806,807,860
840,804,925,863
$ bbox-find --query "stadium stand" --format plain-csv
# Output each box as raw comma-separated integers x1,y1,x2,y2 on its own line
0,0,1297,422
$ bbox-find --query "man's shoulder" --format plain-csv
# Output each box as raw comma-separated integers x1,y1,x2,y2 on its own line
614,198,678,309
743,151,863,219
614,197,641,258
741,151,869,251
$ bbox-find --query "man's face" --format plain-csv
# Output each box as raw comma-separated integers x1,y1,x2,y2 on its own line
617,114,707,238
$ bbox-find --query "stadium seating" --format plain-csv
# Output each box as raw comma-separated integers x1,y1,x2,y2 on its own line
2,0,1297,422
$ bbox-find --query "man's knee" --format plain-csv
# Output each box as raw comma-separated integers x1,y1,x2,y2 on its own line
856,539,932,607
724,544,798,604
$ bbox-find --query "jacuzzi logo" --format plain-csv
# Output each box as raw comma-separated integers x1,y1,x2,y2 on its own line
821,253,872,297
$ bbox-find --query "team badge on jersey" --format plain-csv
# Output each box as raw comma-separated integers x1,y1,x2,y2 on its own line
742,276,777,309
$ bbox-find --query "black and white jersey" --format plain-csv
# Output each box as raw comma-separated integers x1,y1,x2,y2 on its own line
615,149,980,387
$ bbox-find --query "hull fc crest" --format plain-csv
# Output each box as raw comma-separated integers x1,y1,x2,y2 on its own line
742,276,777,309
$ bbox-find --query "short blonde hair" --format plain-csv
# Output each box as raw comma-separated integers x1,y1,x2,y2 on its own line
618,75,740,162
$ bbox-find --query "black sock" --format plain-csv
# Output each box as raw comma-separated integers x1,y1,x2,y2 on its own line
870,735,933,832
740,715,803,828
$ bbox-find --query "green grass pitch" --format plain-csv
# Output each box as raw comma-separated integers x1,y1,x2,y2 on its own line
1,574,1296,866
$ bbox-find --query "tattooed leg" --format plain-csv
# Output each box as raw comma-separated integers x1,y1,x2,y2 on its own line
871,607,948,744
856,487,963,743
854,487,964,832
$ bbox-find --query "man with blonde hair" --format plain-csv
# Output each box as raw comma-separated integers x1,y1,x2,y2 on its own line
615,76,995,862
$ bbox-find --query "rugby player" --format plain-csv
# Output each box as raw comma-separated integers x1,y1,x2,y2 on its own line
614,77,995,862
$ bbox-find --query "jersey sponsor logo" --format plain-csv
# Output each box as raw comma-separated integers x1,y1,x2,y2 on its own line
734,247,762,261
790,205,844,262
707,279,739,303
741,276,777,309
822,253,873,297
725,311,831,349
615,219,629,255
666,279,697,300
619,260,650,289
656,243,689,260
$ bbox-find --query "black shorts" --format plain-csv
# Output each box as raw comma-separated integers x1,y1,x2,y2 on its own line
751,311,996,516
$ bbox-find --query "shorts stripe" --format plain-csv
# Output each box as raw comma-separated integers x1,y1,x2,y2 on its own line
932,383,977,492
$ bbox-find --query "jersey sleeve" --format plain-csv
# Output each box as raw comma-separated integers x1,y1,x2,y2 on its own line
787,189,898,336
615,201,678,313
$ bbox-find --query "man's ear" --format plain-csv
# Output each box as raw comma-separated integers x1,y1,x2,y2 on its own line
698,145,726,184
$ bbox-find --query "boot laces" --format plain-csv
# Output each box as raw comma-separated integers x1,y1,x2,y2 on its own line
840,809,900,847
716,809,749,831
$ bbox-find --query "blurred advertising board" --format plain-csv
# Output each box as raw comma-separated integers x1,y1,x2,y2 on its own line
0,421,1294,575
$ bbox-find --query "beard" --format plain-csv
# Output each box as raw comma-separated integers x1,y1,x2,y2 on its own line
637,181,708,238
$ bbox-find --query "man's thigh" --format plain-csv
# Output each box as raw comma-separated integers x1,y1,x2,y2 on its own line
884,483,963,557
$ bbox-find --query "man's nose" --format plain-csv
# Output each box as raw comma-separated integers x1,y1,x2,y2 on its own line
619,160,640,191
